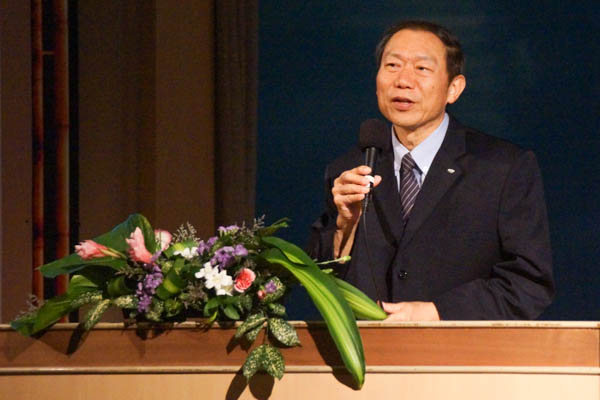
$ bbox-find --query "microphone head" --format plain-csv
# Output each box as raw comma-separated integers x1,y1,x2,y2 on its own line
359,119,389,150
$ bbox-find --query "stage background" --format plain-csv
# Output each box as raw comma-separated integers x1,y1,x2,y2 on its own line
256,1,599,320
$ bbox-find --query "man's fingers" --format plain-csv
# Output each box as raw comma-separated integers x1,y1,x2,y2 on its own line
384,312,410,322
381,301,404,313
373,175,382,187
333,183,370,196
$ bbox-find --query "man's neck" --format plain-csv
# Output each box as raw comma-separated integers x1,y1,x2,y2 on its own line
393,115,446,150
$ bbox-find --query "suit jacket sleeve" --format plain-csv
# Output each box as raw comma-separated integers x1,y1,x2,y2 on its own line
433,150,555,320
307,164,339,263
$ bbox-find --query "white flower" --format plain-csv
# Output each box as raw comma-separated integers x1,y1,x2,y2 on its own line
174,246,198,260
195,262,215,280
204,268,234,296
195,262,233,296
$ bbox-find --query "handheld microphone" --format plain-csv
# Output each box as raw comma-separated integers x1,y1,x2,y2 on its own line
358,119,389,214
357,119,388,302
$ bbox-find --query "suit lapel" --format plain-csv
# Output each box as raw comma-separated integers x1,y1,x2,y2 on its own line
401,119,467,248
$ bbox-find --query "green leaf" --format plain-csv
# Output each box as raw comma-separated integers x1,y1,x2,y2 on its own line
145,299,164,322
268,318,300,347
40,213,153,278
19,274,106,335
261,344,285,380
242,345,264,380
256,218,289,237
223,304,240,320
267,302,286,317
164,298,183,317
156,267,187,300
23,288,103,335
261,241,365,389
107,276,133,298
333,277,387,320
260,277,286,303
111,295,137,309
244,324,263,344
203,297,219,317
40,256,127,279
235,311,267,339
81,299,111,331
239,294,253,312
261,236,315,266
242,344,285,381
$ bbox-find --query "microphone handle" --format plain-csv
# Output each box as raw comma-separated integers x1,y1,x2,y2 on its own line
361,147,377,213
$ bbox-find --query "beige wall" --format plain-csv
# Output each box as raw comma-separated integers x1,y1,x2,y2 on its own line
0,0,33,323
78,0,215,237
0,0,215,322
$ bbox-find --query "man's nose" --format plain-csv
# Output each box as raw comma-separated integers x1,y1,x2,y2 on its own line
394,67,415,89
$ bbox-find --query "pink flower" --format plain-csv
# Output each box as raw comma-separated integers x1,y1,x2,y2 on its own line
154,229,172,251
234,268,256,293
257,290,266,300
125,227,153,264
75,240,110,260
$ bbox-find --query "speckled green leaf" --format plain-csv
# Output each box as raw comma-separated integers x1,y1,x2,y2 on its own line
235,311,266,339
267,302,286,317
261,344,285,380
268,318,300,347
239,294,253,312
145,299,164,322
82,299,111,331
242,345,264,380
261,277,285,303
111,295,138,309
244,324,263,344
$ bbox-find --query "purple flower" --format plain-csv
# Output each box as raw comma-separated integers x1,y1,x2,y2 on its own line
233,244,248,257
211,246,235,268
265,280,277,294
218,225,239,235
210,243,248,269
197,236,218,255
135,264,163,313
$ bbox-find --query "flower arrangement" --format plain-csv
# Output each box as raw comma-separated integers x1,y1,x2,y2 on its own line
11,214,386,388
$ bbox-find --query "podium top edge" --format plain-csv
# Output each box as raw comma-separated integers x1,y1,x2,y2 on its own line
1,320,599,331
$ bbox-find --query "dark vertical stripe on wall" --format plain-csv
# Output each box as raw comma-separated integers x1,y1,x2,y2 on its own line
31,0,45,303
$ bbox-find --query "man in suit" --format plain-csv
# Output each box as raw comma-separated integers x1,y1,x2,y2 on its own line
308,20,554,320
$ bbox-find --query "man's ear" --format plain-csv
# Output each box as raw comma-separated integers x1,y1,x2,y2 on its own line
446,74,466,104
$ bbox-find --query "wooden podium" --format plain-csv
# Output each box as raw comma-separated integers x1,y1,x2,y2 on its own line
1,321,598,399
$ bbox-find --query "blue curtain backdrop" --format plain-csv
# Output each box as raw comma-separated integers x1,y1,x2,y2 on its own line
257,1,599,320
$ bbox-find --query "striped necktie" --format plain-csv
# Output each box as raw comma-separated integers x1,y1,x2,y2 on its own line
400,153,420,220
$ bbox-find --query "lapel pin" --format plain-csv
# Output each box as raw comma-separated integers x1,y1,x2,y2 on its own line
447,168,455,174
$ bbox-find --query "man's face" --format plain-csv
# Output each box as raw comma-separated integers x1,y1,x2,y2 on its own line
376,29,463,137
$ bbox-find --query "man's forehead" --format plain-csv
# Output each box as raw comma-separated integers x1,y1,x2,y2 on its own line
383,29,447,59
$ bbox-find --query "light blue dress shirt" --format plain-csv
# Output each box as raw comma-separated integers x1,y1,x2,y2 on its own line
391,113,450,190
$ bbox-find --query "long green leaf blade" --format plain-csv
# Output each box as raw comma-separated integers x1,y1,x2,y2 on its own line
261,240,365,388
333,277,387,320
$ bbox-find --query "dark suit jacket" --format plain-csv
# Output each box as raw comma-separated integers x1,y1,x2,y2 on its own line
308,117,554,320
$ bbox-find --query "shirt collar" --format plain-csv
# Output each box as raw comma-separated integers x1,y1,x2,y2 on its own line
392,113,449,180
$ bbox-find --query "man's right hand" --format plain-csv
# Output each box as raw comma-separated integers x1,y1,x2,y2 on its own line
332,165,382,258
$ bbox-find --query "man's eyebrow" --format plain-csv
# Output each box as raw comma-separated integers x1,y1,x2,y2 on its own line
383,52,438,64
